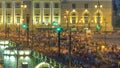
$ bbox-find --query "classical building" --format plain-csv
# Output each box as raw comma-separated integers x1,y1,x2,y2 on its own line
0,0,61,32
0,0,113,32
61,0,113,31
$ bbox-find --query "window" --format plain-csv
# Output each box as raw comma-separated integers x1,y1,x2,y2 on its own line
54,17,59,22
15,3,20,8
71,13,76,24
55,13,59,16
54,3,59,8
7,17,10,23
84,4,88,9
72,17,76,24
72,3,76,9
45,3,49,8
45,14,49,16
84,13,89,23
6,3,11,8
36,17,39,23
45,17,49,22
35,3,40,8
17,17,20,23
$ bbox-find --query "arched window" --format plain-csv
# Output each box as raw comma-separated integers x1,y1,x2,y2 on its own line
71,13,76,24
84,13,89,23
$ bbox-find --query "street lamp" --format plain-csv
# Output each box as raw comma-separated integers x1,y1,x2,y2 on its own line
20,3,27,41
55,26,63,56
95,1,102,31
16,3,27,68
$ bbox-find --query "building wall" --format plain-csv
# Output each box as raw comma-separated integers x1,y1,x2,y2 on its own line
61,0,113,31
0,0,61,31
0,0,113,31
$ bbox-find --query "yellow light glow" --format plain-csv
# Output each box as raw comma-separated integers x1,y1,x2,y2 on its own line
95,5,97,8
19,51,24,55
21,5,23,8
24,5,27,8
72,9,76,12
20,56,24,59
91,20,93,23
66,10,69,14
83,20,85,23
79,20,81,23
100,5,102,8
21,4,27,8
85,9,88,12
64,16,66,19
101,45,105,49
24,50,31,55
100,20,102,23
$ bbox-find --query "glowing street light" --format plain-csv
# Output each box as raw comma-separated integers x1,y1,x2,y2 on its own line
21,4,27,9
22,23,27,29
95,1,102,31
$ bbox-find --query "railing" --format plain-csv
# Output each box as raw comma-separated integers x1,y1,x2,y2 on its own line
32,51,65,68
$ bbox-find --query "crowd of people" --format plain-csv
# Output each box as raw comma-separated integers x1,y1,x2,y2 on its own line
0,30,120,68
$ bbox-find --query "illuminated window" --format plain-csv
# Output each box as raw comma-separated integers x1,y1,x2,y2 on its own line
36,17,39,23
54,17,59,24
54,3,59,8
6,3,11,8
17,17,20,23
35,3,40,8
15,3,20,8
45,3,49,8
71,13,76,24
55,13,59,16
84,13,89,23
45,17,49,24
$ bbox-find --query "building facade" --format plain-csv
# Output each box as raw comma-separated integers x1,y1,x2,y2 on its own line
61,0,113,31
0,0,113,32
0,0,61,32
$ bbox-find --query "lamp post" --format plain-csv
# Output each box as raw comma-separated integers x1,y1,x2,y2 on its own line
21,3,27,44
16,3,27,68
26,14,29,47
20,3,27,42
95,1,102,31
55,27,63,56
